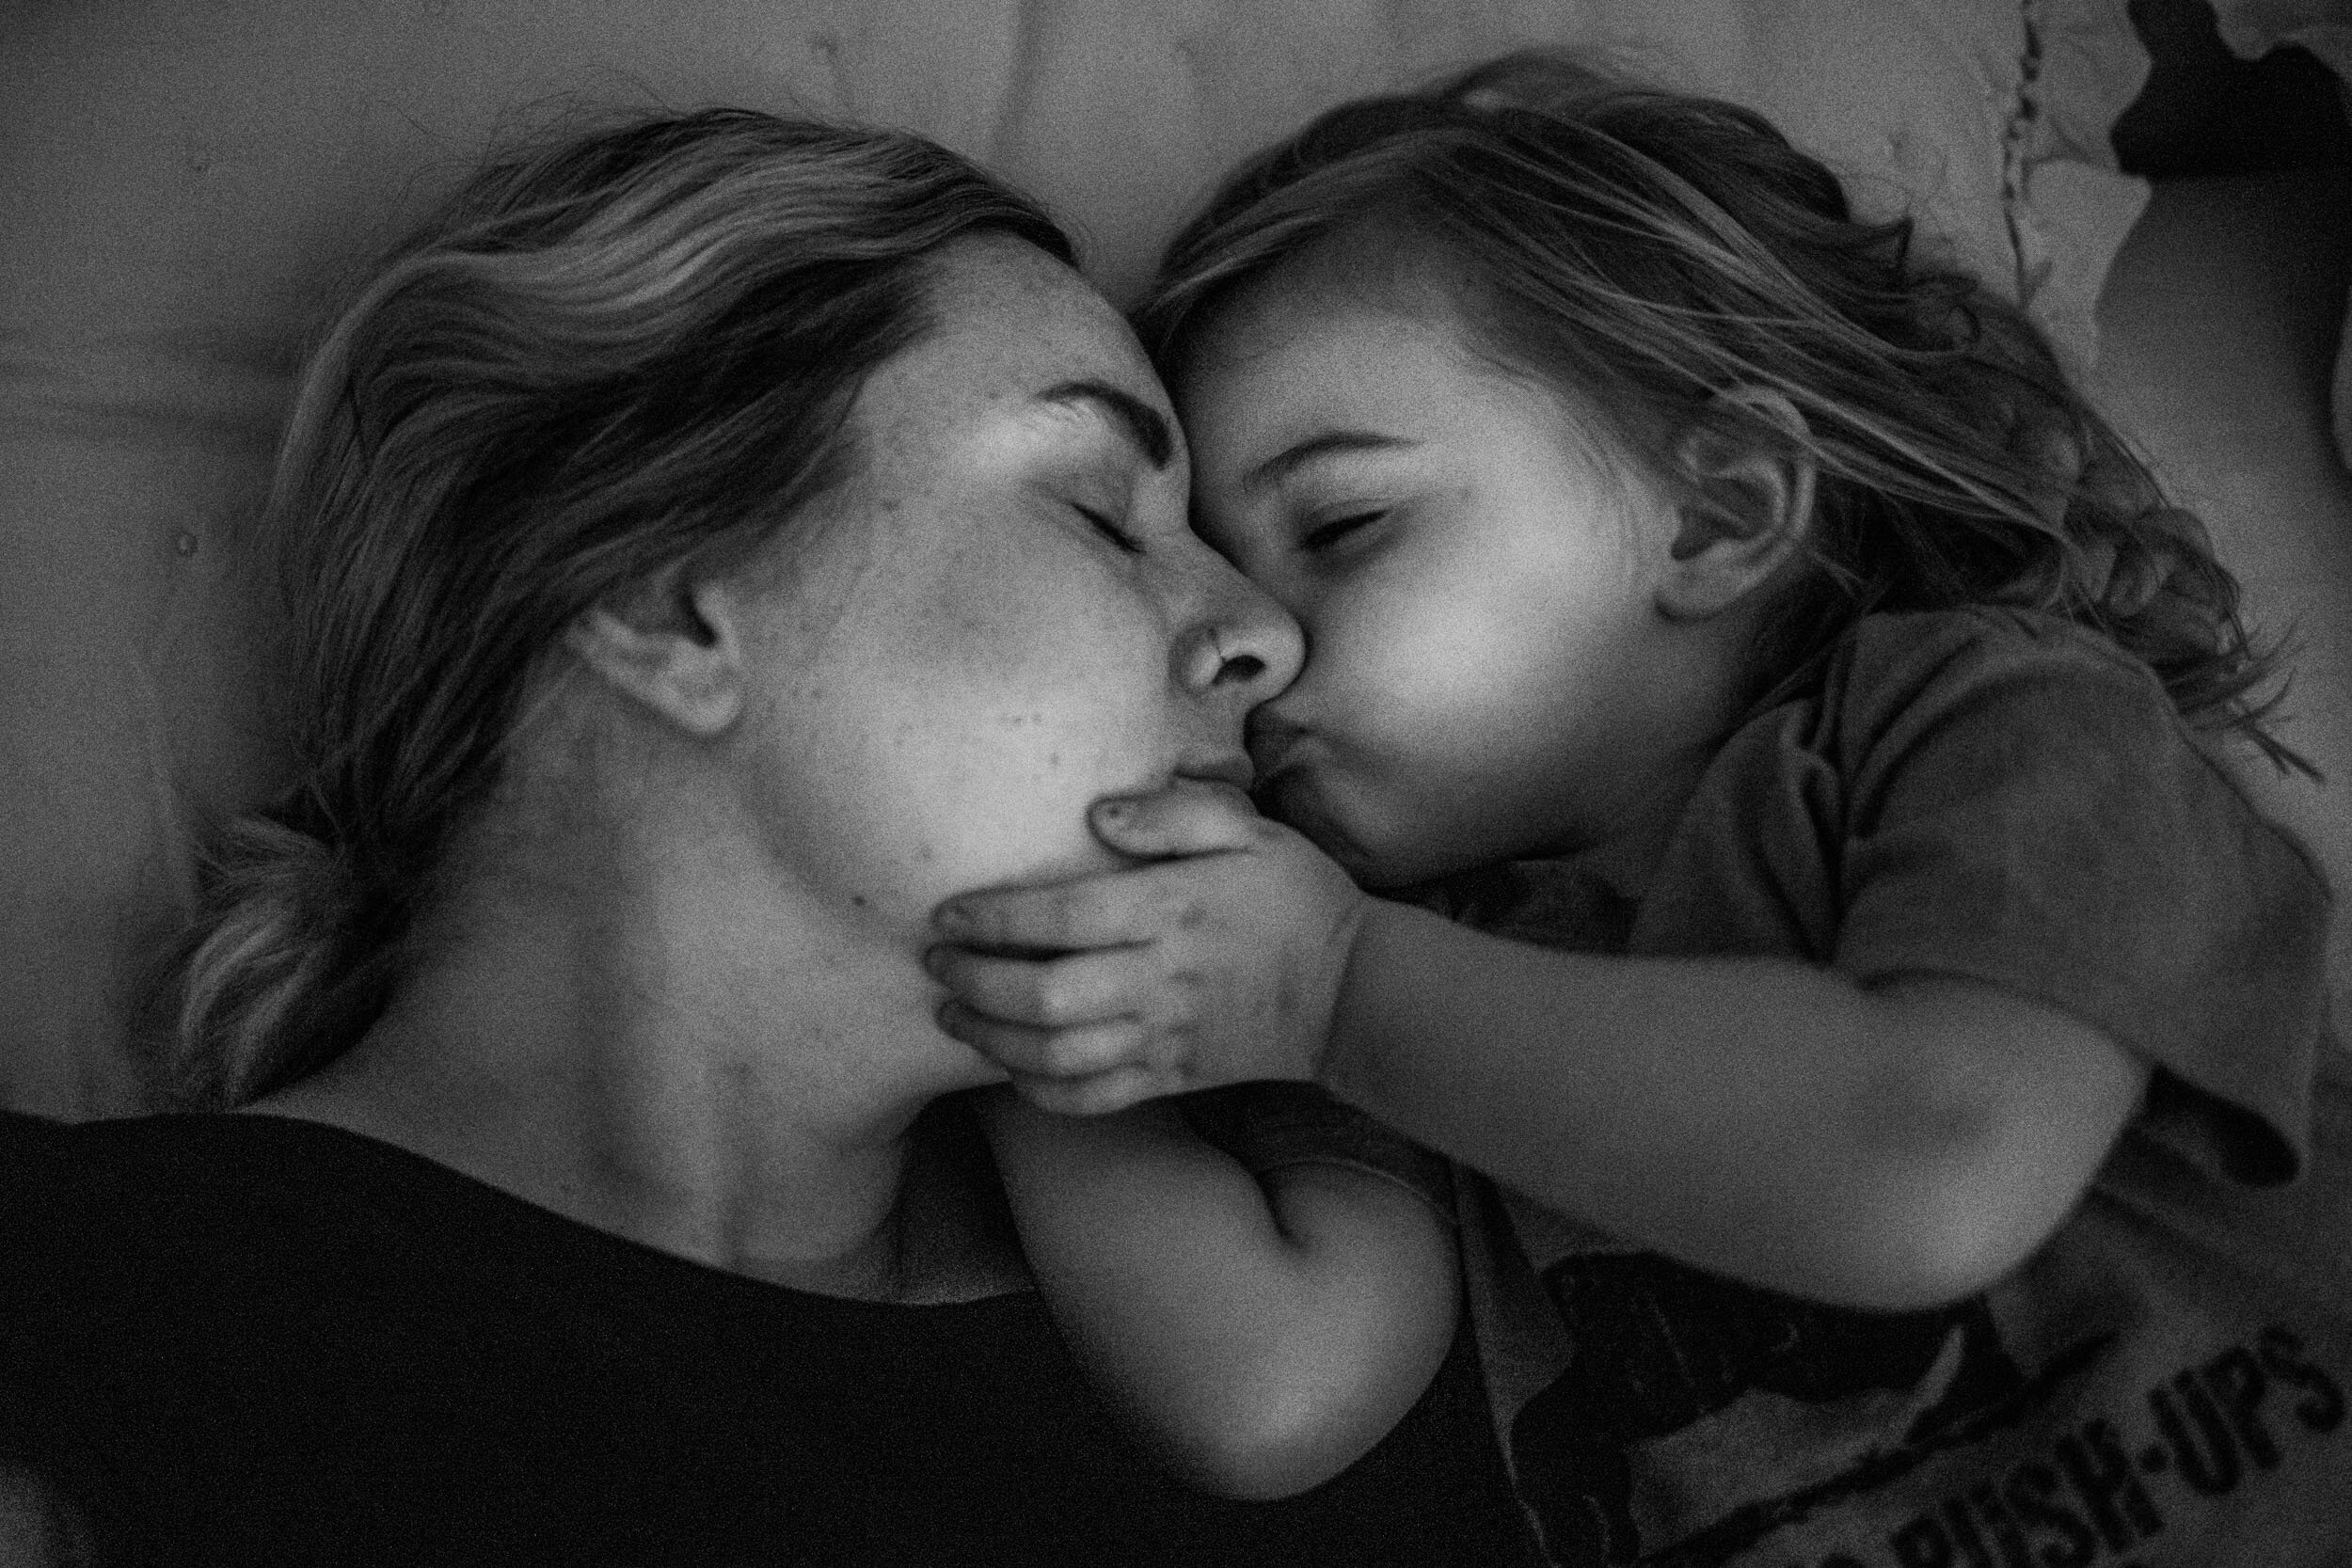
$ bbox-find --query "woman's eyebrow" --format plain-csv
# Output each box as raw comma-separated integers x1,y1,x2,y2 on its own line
1035,379,1174,468
1246,431,1416,491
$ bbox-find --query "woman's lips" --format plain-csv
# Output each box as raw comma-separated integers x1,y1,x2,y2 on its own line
1175,751,1257,792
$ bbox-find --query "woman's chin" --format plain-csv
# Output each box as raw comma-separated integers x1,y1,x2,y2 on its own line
930,829,1129,911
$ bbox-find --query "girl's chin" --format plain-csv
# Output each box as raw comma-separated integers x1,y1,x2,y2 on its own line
1259,773,1409,889
1266,778,1518,894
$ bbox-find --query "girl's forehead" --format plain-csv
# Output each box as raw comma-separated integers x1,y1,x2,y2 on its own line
1176,279,1495,440
1173,267,1646,506
1175,232,1486,400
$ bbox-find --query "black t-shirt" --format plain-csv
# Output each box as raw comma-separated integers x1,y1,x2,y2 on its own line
0,1111,1526,1567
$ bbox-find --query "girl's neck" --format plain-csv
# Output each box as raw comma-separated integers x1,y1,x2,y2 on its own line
1572,738,1722,893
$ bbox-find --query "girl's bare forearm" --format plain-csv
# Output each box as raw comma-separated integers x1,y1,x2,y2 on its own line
1321,902,2147,1309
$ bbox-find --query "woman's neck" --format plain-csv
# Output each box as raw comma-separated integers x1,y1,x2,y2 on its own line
253,863,1020,1303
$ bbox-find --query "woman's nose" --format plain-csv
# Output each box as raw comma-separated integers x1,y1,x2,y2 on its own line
1179,562,1305,705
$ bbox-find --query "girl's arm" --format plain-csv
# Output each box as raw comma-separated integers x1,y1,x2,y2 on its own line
974,1088,1457,1500
1323,900,2149,1312
931,786,2147,1315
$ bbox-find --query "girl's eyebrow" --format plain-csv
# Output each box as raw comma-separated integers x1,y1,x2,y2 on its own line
1246,430,1417,490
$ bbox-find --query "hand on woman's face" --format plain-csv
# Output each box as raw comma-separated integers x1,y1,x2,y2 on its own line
732,235,1304,928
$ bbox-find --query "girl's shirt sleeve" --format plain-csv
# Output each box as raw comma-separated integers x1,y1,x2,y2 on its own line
1649,607,2335,1187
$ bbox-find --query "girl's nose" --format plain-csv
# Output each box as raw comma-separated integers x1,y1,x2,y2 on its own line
1179,559,1306,705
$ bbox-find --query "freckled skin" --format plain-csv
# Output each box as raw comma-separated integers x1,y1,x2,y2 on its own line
723,235,1297,933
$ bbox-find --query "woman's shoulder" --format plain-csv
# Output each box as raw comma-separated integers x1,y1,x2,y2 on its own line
0,1109,479,1376
1,1107,430,1259
0,1106,997,1330
0,1106,1525,1566
0,1109,1059,1560
0,1108,237,1251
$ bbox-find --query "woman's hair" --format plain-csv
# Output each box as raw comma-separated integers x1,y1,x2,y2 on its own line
1138,53,2304,768
160,109,1073,1108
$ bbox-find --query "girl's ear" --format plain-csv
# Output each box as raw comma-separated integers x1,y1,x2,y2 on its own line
1656,387,1817,623
563,563,751,739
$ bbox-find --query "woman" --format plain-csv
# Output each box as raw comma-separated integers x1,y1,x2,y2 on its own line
0,111,1519,1564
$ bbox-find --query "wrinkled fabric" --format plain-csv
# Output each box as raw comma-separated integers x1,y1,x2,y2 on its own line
1431,608,2348,1567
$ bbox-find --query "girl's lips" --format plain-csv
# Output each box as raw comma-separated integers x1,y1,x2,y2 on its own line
1253,765,1374,878
1245,713,1311,780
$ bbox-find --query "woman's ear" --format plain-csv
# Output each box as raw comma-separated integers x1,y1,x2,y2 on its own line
1656,387,1817,623
563,563,749,739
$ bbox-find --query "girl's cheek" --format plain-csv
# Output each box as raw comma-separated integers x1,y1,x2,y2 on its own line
1322,563,1423,693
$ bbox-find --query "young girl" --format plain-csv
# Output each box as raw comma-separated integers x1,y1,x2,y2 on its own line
928,55,2351,1565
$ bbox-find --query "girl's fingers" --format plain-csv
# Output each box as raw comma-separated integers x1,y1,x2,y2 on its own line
934,1002,1146,1081
926,944,1156,1028
1089,779,1262,860
933,865,1170,951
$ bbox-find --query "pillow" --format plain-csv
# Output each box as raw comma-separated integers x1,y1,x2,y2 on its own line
2204,0,2352,471
0,0,2154,1117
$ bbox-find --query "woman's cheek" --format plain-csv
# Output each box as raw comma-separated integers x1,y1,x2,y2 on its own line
924,713,1141,888
867,646,1166,900
779,539,1175,907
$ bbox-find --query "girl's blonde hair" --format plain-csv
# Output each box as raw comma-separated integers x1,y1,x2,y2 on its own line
1138,53,2303,768
160,110,1071,1108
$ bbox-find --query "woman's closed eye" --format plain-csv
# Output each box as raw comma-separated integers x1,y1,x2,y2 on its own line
1075,503,1144,555
1300,510,1385,554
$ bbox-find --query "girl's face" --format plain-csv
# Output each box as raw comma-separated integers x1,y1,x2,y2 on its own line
1179,269,1714,888
730,235,1301,926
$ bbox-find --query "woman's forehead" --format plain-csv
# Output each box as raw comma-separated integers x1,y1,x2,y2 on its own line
857,238,1178,461
923,237,1162,395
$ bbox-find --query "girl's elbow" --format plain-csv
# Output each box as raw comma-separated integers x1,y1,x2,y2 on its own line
1825,1046,2128,1310
1158,1401,1361,1500
1151,1339,1421,1500
1838,1194,2048,1312
1834,1145,2096,1311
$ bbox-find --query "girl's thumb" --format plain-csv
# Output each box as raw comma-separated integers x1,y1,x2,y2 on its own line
1089,780,1259,858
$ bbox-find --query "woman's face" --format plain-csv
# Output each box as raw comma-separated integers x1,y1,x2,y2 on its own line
731,234,1302,927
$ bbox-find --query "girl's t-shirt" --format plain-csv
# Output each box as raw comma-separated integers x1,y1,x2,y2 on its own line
1423,606,2348,1568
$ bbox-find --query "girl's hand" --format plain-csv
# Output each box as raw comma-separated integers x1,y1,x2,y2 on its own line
927,780,1368,1115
